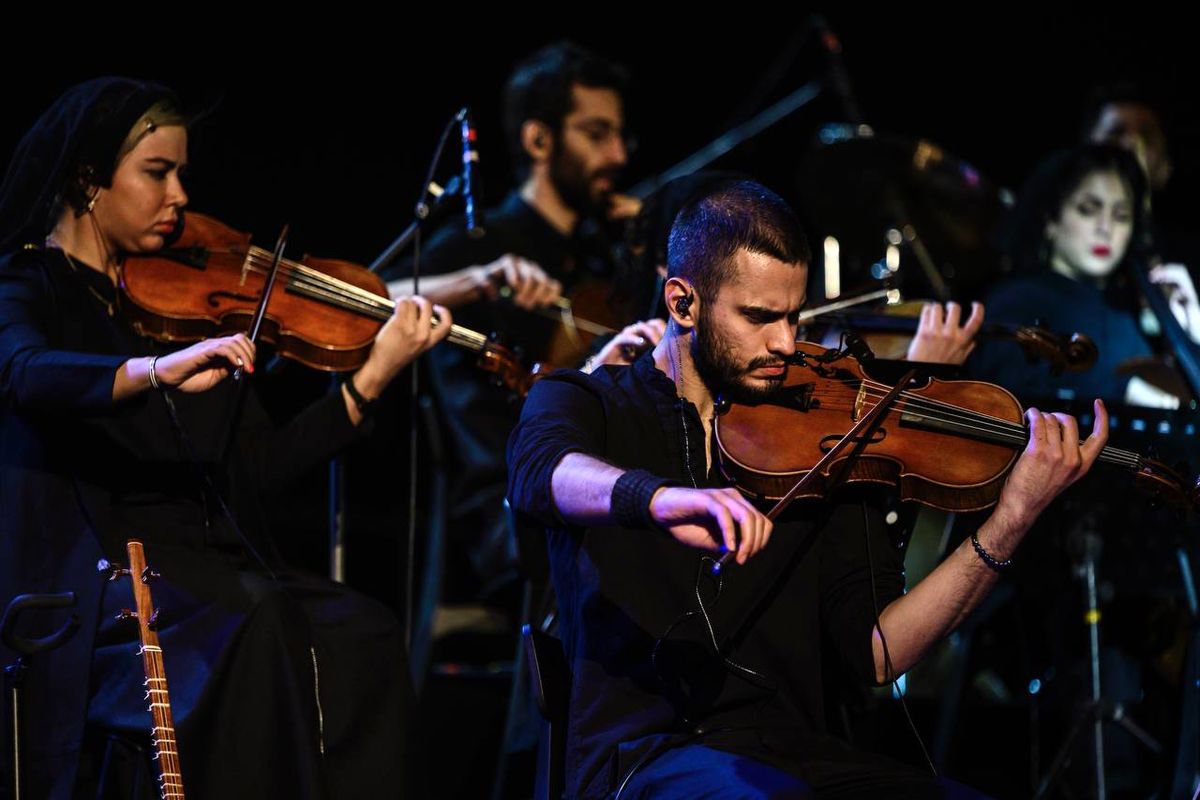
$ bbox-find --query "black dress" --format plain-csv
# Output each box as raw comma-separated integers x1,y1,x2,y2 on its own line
0,246,414,799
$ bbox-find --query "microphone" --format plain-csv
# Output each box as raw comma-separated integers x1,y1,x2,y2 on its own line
811,15,863,126
458,108,485,239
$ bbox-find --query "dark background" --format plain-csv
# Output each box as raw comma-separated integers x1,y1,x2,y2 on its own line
3,11,1192,797
2,11,1194,262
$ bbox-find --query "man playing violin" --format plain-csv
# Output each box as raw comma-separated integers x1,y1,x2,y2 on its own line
507,180,1108,798
387,41,662,607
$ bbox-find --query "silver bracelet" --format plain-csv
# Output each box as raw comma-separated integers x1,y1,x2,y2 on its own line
148,356,162,391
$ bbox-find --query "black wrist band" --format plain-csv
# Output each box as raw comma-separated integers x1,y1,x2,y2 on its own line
611,469,672,530
343,376,377,415
971,532,1013,572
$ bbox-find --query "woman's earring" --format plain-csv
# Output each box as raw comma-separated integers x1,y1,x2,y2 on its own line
1041,227,1055,266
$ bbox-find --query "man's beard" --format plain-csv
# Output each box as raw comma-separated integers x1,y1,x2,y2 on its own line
691,319,787,404
549,143,618,219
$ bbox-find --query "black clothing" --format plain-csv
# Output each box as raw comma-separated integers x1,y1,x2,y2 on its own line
0,78,175,252
403,190,618,593
0,247,411,798
970,271,1156,404
506,354,911,799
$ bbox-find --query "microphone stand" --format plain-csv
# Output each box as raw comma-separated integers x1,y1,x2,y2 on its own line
628,16,861,201
328,108,475,663
367,174,468,275
328,175,467,585
627,80,822,201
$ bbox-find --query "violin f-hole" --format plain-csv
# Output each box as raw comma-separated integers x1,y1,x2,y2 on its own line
207,290,257,309
819,428,886,453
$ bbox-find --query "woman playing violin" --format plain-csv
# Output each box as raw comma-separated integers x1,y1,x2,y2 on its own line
0,78,448,798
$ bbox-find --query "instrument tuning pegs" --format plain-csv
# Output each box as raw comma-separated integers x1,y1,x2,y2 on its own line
98,559,130,581
141,567,161,583
114,608,137,622
147,608,161,631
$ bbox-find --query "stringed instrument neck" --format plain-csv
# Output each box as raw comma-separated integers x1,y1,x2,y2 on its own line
241,247,493,355
125,539,185,800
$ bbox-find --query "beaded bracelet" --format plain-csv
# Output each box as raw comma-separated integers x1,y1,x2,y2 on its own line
970,532,1012,572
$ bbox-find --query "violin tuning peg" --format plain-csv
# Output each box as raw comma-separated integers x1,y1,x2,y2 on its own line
140,567,160,583
147,608,161,631
114,609,137,622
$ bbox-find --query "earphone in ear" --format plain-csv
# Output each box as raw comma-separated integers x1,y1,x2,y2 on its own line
674,294,693,316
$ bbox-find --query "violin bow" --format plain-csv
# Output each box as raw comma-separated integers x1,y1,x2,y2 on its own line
234,224,289,381
218,224,288,466
712,366,918,574
796,287,902,323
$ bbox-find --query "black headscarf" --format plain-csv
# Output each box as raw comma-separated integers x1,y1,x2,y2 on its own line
0,77,178,252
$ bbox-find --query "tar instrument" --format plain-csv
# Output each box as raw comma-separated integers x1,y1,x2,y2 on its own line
120,212,542,397
105,540,186,799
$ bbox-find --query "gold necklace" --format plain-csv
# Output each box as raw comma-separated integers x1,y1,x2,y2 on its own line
53,246,117,317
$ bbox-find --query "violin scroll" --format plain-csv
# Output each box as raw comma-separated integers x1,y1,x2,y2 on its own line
1013,326,1098,375
1130,457,1200,516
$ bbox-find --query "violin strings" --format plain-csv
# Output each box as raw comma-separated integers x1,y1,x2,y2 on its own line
799,377,1141,469
855,380,1142,468
240,246,618,339
228,248,489,350
244,248,393,312
809,383,1027,443
215,249,1144,471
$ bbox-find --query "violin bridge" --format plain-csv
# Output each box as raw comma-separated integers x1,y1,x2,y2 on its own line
853,382,866,421
240,250,252,286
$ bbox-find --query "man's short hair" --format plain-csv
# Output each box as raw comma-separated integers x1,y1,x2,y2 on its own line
1079,81,1168,142
667,180,810,303
503,41,628,179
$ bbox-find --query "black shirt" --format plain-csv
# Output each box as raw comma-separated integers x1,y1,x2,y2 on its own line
399,190,619,585
507,353,906,799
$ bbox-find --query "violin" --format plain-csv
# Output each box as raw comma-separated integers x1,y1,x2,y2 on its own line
818,308,1098,374
798,291,1098,374
121,212,543,397
714,341,1199,515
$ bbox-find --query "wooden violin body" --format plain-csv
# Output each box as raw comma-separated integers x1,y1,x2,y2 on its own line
716,341,1199,514
121,212,542,395
122,212,387,372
